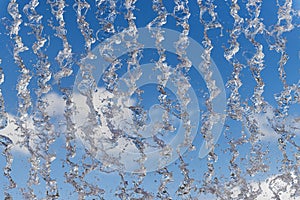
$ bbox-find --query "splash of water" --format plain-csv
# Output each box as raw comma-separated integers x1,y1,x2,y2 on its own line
0,0,299,199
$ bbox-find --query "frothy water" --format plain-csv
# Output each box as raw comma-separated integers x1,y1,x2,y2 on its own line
0,0,299,199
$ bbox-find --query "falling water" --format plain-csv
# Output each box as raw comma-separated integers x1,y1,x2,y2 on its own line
0,0,299,199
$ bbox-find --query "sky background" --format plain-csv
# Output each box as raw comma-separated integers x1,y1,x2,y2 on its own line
0,0,300,199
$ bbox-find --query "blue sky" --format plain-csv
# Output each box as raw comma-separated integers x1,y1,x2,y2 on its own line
0,0,300,199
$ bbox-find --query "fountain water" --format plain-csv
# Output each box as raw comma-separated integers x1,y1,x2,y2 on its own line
0,0,299,199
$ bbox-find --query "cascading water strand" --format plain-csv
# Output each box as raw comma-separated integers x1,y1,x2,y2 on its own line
23,0,59,198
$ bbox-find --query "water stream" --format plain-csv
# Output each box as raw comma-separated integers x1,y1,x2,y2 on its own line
0,0,299,199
